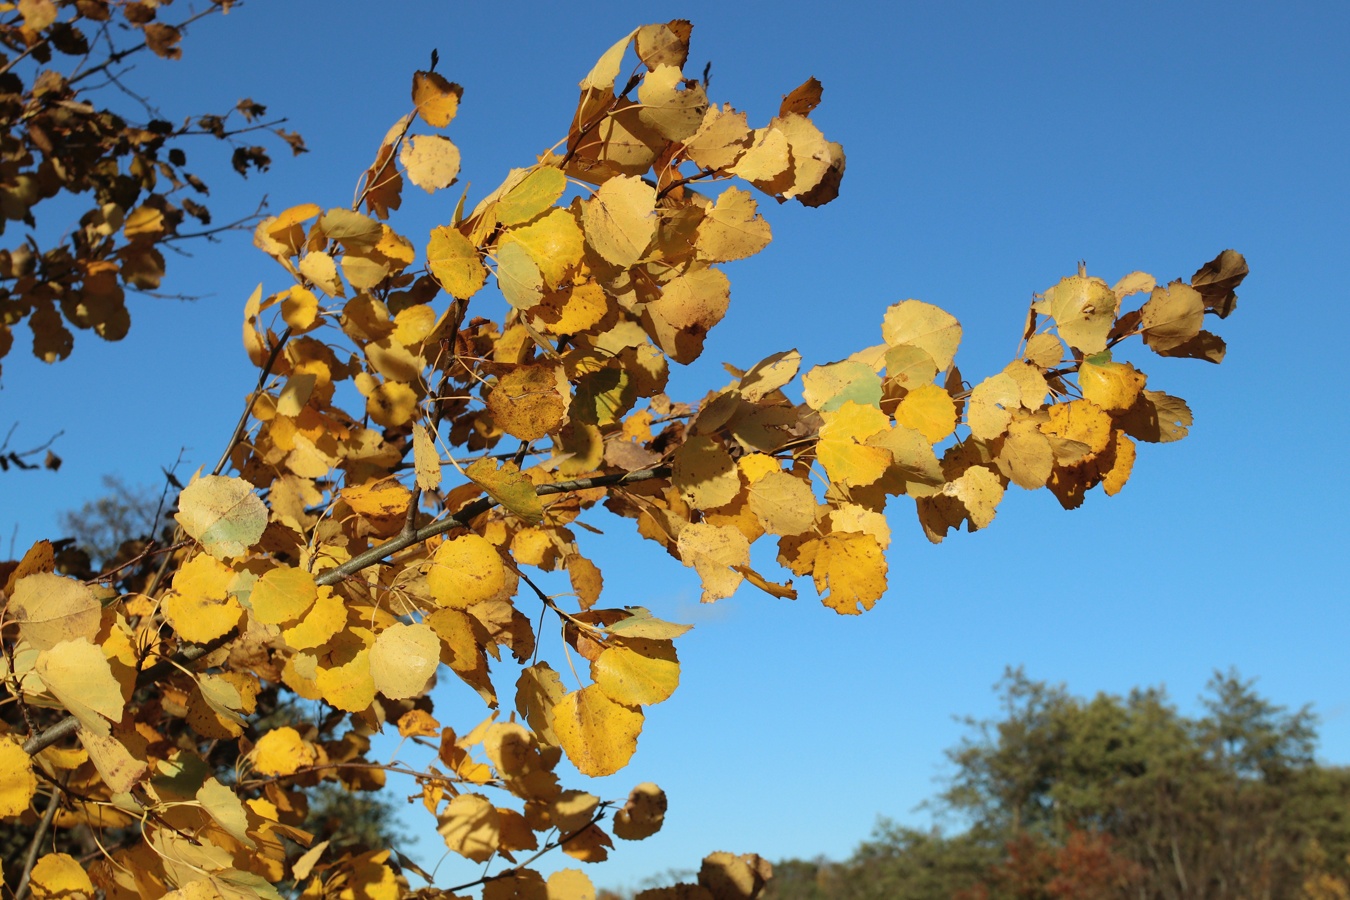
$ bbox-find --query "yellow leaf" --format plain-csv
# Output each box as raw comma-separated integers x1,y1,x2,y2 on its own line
299,251,345,298
642,266,730,364
341,477,412,523
466,458,545,524
280,586,346,651
1040,400,1113,462
413,423,441,491
552,685,643,777
249,565,317,626
881,300,962,370
547,869,596,900
370,623,440,700
175,475,267,560
280,286,319,332
502,208,584,288
737,349,800,402
319,207,382,248
1023,332,1063,368
684,104,753,171
400,134,461,193
488,365,568,441
676,522,749,602
967,373,1020,441
10,573,101,650
1117,390,1193,444
603,608,693,640
637,64,708,141
996,418,1054,490
27,854,94,900
916,465,1006,543
497,240,543,310
427,534,509,608
412,70,463,128
314,645,375,713
591,639,679,706
0,739,36,817
427,226,486,300
498,167,567,227
76,728,146,794
803,360,882,412
673,436,741,510
1047,273,1117,355
516,663,566,748
163,554,244,644
35,638,124,736
1078,356,1146,413
438,793,499,862
252,727,316,776
894,383,957,443
813,532,886,615
817,401,892,488
582,175,656,267
747,469,817,535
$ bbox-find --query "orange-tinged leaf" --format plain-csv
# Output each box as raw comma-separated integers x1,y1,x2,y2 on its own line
613,783,666,841
176,475,267,560
676,522,749,602
1102,430,1137,496
591,639,679,706
364,379,419,427
1141,282,1205,352
427,226,486,299
466,458,545,524
252,727,316,777
673,435,740,510
427,534,509,608
582,175,657,267
400,134,461,193
894,383,958,443
10,573,101,650
438,793,499,862
341,477,412,522
370,623,440,700
412,70,463,128
552,685,643,777
881,300,962,370
1047,273,1117,354
250,566,317,625
488,365,568,441
35,638,124,736
0,739,36,817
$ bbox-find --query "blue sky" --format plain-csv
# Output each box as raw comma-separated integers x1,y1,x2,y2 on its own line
2,1,1348,892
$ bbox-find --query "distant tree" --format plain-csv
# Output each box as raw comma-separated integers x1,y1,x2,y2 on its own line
767,672,1350,900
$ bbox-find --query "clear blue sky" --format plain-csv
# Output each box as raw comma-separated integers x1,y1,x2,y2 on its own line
2,1,1347,892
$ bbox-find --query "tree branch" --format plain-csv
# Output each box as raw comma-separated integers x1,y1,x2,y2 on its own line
13,786,60,900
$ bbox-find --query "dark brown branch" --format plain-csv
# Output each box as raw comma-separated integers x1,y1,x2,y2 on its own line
314,467,671,588
445,805,613,894
13,786,61,900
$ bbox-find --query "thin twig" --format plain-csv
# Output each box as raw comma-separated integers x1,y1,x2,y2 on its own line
13,787,61,900
314,467,670,588
445,806,613,894
212,325,293,478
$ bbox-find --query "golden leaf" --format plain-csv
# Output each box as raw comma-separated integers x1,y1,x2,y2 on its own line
817,401,892,488
642,266,730,364
27,854,94,900
427,534,510,608
747,469,818,535
0,739,36,817
996,417,1054,490
488,365,568,441
552,685,643,777
637,64,708,141
77,729,146,794
813,532,886,615
35,638,125,736
497,241,544,310
1047,273,1117,355
1141,282,1205,352
252,727,316,777
613,782,667,841
881,300,962,370
175,475,267,560
967,373,1021,441
438,793,500,862
503,208,585,288
547,869,596,900
249,566,317,626
281,587,346,651
894,383,957,443
591,639,679,706
1078,355,1146,413
1024,332,1064,368
427,226,486,299
163,554,244,644
684,104,753,171
673,435,741,510
497,167,567,227
413,423,442,490
412,71,463,128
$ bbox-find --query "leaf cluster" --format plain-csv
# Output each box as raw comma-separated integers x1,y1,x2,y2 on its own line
0,12,1249,900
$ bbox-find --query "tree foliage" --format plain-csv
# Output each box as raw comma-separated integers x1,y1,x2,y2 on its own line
765,671,1350,900
0,10,1249,900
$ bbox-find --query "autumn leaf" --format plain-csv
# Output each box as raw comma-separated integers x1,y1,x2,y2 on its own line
0,740,36,817
370,623,440,700
466,458,545,524
176,475,267,560
591,639,680,706
553,685,644,777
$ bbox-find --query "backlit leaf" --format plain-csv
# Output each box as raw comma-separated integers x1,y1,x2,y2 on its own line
466,458,545,524
370,623,440,700
553,684,643,777
0,739,36,817
412,70,463,127
176,476,267,560
591,639,679,706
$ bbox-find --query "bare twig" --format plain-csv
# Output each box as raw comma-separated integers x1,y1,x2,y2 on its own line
13,787,61,900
